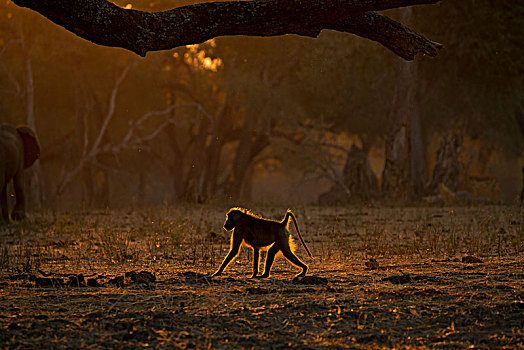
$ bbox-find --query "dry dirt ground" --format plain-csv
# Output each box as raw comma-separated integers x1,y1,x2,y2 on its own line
0,205,522,349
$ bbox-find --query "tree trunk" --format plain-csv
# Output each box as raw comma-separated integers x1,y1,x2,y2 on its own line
381,122,410,202
227,117,255,200
240,164,254,202
346,145,380,201
162,92,187,202
425,132,462,195
381,7,425,202
183,114,210,202
202,97,231,199
318,144,380,205
23,52,44,210
94,167,110,207
409,85,426,199
165,123,187,202
225,115,270,201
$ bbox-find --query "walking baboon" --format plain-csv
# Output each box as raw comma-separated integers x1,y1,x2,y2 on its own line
211,208,313,279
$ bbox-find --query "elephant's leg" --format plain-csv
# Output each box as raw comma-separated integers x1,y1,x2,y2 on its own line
1,182,9,224
11,172,26,221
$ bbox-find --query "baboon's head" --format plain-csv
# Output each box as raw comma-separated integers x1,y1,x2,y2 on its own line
223,209,243,231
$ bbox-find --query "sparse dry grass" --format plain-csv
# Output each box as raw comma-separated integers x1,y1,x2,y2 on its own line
0,205,522,348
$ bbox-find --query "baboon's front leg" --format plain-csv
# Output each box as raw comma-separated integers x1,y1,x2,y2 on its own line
251,248,260,278
212,232,241,277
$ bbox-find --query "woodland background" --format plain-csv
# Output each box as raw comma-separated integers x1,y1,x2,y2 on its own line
1,0,523,209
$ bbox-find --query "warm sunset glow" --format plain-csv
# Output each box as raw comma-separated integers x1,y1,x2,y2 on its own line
183,40,222,72
0,1,521,348
202,54,222,72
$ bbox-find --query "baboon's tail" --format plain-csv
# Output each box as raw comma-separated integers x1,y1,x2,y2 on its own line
284,210,313,259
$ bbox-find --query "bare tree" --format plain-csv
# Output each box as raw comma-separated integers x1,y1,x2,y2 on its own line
12,0,442,60
57,63,185,197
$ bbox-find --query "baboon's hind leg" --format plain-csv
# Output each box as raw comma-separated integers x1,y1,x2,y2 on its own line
282,249,308,278
279,237,308,278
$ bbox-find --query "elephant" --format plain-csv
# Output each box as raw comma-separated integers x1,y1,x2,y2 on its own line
0,124,40,225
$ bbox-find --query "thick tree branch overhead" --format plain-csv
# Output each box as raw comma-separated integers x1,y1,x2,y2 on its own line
12,0,441,60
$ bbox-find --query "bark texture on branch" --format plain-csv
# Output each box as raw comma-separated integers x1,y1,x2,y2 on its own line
334,12,443,60
12,0,441,60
